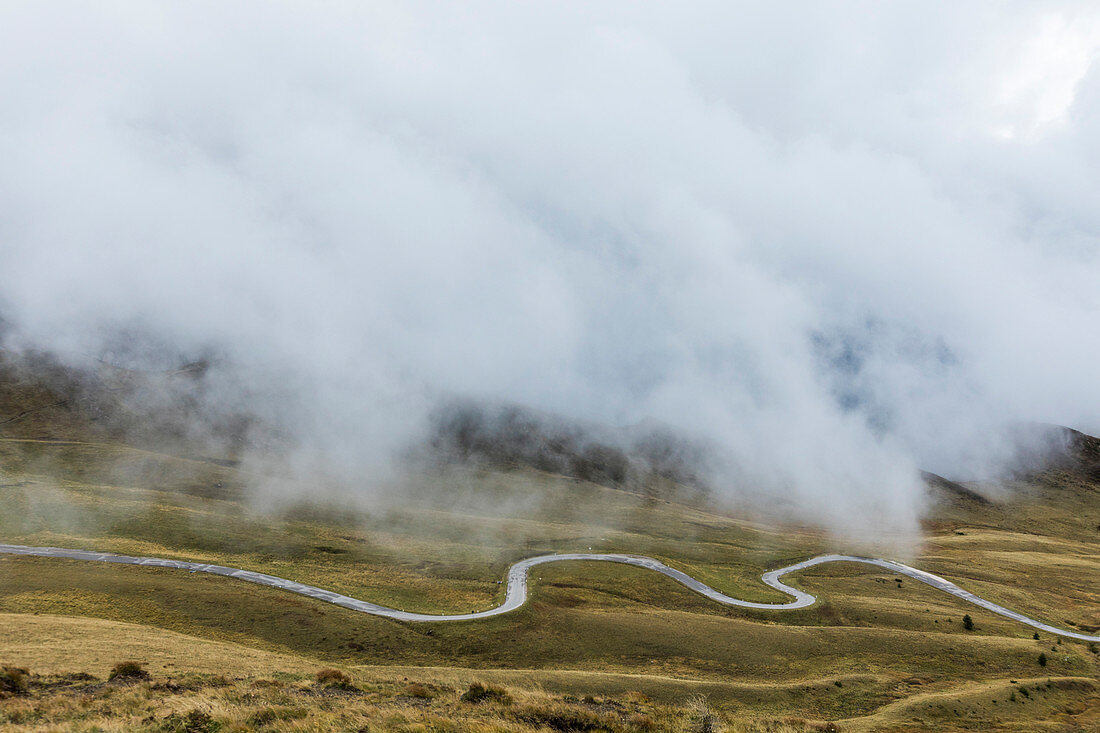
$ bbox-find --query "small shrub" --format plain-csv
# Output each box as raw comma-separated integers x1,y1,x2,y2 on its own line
315,668,353,688
0,665,29,695
962,614,974,631
513,703,611,732
1033,632,1040,640
1038,653,1047,667
404,682,433,699
684,694,720,733
108,661,148,681
160,709,221,733
627,713,656,730
460,681,512,705
64,672,98,682
1089,642,1098,654
247,707,307,726
248,709,279,726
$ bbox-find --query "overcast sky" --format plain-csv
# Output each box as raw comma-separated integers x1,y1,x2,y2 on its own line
1,2,1098,541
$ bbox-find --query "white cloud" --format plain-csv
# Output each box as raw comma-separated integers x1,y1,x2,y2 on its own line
1,1,1098,543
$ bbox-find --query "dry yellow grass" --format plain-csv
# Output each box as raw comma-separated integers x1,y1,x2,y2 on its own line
840,676,1100,732
0,613,316,678
0,649,850,732
1,432,1098,730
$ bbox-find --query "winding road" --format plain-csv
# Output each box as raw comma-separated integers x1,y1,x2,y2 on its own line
1,544,1097,641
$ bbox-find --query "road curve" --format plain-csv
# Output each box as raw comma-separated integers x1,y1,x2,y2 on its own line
0,544,1096,641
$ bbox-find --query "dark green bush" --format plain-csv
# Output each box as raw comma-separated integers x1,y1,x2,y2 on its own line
109,661,148,681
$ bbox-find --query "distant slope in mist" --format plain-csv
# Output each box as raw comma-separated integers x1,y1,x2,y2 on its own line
1,349,1096,508
0,349,253,460
994,422,1100,487
424,400,712,499
425,400,1100,505
0,351,711,498
920,471,992,506
1051,427,1100,484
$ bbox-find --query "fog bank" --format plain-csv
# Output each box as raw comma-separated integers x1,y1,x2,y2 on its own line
2,2,1099,542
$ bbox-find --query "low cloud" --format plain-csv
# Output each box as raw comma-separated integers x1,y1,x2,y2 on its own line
1,2,1098,544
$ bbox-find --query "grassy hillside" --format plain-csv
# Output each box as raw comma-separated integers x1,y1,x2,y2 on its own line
0,358,1098,730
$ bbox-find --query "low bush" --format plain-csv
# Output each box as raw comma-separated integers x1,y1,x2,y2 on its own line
684,695,720,733
63,672,98,682
247,706,308,726
109,661,148,681
513,702,613,731
315,668,353,688
159,709,221,733
404,682,433,699
460,680,512,705
0,665,29,695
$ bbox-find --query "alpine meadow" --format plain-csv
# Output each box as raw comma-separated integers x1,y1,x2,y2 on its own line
1,3,1098,732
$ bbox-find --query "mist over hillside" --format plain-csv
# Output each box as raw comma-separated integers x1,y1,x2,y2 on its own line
1,3,1099,542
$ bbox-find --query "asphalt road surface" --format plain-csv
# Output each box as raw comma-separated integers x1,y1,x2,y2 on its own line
0,543,1096,641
